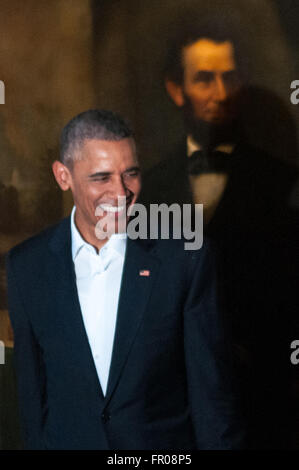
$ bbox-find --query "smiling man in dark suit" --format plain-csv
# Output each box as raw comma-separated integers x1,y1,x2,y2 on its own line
6,109,243,450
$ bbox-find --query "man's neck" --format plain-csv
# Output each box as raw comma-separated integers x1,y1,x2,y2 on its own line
74,211,109,254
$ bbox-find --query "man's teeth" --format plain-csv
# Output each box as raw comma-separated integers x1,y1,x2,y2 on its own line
99,204,126,213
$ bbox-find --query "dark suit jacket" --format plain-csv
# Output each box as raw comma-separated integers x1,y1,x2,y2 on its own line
6,216,243,450
141,140,298,448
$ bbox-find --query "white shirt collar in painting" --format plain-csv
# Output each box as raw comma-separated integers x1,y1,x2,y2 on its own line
187,134,235,157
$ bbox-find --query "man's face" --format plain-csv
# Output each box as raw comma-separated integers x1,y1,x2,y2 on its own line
54,138,141,244
168,39,242,126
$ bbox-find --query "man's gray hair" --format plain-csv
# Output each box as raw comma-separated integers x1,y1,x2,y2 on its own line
60,109,134,167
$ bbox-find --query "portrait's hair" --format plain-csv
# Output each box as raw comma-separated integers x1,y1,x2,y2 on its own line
60,109,134,167
164,16,249,84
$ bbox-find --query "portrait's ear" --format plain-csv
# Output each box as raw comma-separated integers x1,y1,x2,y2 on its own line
52,161,72,191
165,79,185,107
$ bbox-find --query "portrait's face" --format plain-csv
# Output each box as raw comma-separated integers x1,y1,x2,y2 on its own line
53,138,141,246
167,39,242,126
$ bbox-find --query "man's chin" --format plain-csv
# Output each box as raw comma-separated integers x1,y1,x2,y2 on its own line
94,214,128,240
187,117,240,147
207,110,239,124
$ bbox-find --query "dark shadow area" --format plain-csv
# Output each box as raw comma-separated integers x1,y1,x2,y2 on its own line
0,348,23,450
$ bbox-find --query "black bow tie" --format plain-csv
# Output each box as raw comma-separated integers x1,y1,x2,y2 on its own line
187,150,232,175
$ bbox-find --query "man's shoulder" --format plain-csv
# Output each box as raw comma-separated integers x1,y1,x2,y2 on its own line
145,236,217,293
147,235,213,267
236,141,299,197
236,141,295,171
7,217,70,267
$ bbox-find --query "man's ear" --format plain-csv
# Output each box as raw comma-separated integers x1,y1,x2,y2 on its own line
52,160,72,191
165,79,185,107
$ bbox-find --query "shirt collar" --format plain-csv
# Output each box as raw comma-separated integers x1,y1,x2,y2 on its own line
70,206,127,261
187,135,235,157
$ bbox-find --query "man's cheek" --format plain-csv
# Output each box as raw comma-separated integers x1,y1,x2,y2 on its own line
133,181,142,199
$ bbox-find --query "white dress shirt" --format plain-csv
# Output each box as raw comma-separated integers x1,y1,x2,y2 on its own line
71,206,127,395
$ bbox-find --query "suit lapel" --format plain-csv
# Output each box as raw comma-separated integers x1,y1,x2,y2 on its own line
47,217,105,400
104,237,161,403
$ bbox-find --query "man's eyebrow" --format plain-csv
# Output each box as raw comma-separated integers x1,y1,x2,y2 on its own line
124,166,141,173
194,70,214,75
194,70,236,76
192,71,214,81
87,166,140,178
88,171,112,178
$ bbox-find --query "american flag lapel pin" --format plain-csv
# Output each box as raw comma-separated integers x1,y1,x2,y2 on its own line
139,269,150,277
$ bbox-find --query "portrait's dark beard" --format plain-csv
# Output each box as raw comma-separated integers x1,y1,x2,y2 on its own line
182,97,242,151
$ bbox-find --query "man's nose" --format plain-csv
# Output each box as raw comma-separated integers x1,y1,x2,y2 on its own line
113,176,130,199
214,75,229,102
